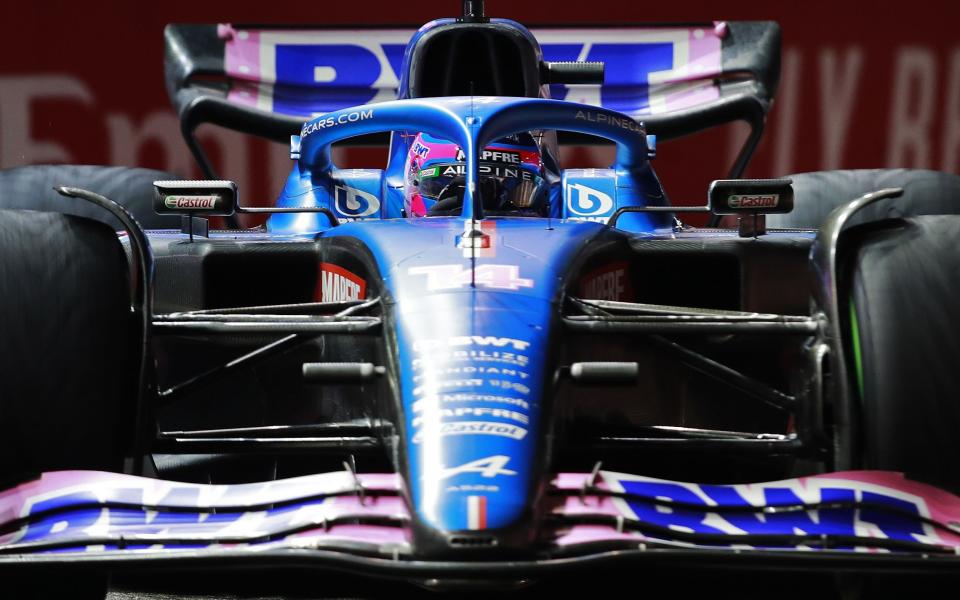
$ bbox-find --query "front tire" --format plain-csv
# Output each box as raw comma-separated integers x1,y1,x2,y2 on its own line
0,209,135,485
843,215,960,491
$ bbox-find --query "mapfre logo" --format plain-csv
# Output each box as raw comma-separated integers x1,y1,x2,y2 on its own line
578,261,633,302
316,263,366,302
728,194,779,209
437,455,517,480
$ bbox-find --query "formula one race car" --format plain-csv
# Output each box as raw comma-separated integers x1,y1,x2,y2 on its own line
2,2,960,597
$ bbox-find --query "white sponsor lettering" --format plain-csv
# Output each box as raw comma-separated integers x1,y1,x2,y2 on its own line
300,109,375,137
408,264,534,292
411,407,529,428
574,109,644,133
413,378,483,396
413,366,528,382
413,336,531,353
412,421,527,442
321,271,361,302
318,263,365,303
446,484,499,493
479,149,521,163
412,393,530,412
412,350,529,369
487,380,531,394
440,164,531,179
449,350,528,366
437,455,517,480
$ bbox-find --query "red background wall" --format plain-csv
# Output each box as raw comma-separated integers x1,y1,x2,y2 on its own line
1,0,957,212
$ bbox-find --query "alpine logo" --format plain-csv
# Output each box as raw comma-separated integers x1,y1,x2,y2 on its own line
574,109,644,134
164,195,219,210
728,194,779,209
438,455,517,480
316,263,366,302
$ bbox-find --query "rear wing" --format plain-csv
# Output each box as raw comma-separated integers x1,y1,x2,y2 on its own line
165,21,779,178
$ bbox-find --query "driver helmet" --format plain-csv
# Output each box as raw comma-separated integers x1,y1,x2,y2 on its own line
403,132,548,217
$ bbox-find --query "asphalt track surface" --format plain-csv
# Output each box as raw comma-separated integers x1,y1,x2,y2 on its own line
9,569,960,599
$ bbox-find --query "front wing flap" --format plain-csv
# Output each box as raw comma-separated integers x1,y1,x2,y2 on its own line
1,469,959,570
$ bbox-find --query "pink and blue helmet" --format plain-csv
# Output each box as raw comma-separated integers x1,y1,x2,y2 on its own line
403,132,549,217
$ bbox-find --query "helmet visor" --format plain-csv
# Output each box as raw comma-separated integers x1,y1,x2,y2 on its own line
417,162,547,213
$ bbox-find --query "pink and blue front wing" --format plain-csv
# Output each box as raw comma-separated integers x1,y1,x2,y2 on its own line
1,469,959,558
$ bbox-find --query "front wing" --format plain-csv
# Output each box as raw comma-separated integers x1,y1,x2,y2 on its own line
1,469,959,576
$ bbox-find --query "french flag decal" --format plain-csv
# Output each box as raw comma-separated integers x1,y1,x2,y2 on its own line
467,495,488,530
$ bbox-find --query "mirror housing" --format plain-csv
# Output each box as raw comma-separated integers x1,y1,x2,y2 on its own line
153,180,238,217
709,178,794,216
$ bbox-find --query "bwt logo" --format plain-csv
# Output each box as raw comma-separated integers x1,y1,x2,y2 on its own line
612,477,938,544
334,184,380,218
241,29,700,116
566,182,615,218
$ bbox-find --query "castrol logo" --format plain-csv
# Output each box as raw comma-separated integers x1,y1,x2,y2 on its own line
164,195,219,210
728,194,779,209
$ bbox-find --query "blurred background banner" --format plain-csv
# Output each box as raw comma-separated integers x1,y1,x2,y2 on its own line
0,0,957,210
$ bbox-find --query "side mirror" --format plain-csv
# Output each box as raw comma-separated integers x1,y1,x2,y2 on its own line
153,180,238,217
709,178,793,237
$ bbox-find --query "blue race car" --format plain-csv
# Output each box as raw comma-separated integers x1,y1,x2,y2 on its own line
2,2,960,596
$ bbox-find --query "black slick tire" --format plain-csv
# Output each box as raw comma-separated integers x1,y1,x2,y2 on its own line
844,215,960,491
0,209,134,485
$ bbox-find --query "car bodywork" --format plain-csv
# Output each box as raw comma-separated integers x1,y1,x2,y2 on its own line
2,9,959,587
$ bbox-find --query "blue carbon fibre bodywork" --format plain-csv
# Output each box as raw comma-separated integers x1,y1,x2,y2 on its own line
266,95,676,539
323,217,608,533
